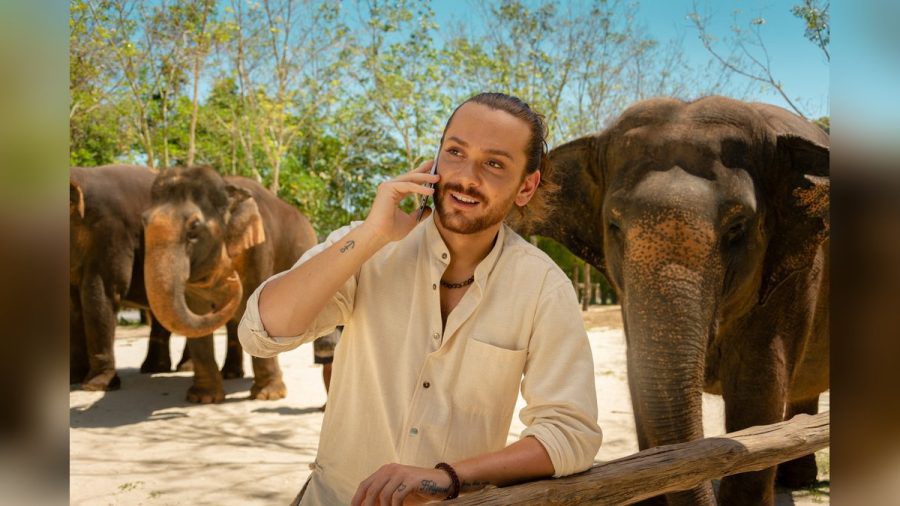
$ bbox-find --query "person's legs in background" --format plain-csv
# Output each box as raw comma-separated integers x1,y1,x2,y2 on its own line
312,327,341,410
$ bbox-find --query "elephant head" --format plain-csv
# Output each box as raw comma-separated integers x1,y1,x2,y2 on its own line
142,166,266,338
534,96,829,503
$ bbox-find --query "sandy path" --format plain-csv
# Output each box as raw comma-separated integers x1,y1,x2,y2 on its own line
70,306,829,505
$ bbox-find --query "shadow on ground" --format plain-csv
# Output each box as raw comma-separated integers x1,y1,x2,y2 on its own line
70,367,254,429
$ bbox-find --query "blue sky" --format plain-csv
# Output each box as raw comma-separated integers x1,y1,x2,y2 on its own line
195,0,829,119
431,0,829,118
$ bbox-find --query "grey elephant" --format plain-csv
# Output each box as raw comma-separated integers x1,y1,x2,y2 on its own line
70,165,191,390
531,96,828,505
142,165,318,403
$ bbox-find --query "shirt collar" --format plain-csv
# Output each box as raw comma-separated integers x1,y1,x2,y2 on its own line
424,213,507,289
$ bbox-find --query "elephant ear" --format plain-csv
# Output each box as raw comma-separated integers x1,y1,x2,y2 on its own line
531,134,607,272
224,184,266,258
755,104,830,305
70,179,85,219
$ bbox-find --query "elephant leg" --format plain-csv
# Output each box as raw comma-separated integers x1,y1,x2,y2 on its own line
140,313,173,373
185,335,224,404
176,340,193,371
221,321,245,379
250,355,286,401
718,343,789,506
80,275,120,391
776,396,821,488
70,287,89,384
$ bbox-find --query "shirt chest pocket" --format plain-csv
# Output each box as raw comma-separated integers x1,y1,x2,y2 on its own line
452,338,527,414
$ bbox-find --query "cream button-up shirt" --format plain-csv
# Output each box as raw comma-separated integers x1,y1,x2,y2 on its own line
238,215,602,504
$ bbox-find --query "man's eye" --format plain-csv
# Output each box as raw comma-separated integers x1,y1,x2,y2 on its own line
487,160,503,169
447,148,462,157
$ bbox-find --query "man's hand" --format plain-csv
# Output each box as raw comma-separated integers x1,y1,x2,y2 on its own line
351,463,452,506
364,160,440,244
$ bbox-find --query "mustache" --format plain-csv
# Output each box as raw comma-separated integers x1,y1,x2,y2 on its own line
437,182,487,203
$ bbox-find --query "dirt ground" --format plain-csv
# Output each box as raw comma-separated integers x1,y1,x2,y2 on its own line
70,306,829,505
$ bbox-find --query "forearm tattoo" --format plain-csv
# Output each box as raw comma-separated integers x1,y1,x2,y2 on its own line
339,240,355,253
418,479,449,496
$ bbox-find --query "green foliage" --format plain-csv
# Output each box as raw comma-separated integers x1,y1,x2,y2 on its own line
70,0,815,274
791,0,830,60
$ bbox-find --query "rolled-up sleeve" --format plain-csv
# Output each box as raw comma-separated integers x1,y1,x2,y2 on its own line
238,222,361,358
518,278,602,477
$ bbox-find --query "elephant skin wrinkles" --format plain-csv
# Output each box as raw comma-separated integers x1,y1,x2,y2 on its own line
527,96,829,505
142,165,318,403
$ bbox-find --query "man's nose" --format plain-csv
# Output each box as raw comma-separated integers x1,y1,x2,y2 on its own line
454,159,481,187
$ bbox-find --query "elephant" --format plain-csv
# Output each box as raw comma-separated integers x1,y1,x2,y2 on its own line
141,165,317,403
532,96,829,505
70,165,192,390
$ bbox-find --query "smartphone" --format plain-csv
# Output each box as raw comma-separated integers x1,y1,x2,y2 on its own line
415,146,440,221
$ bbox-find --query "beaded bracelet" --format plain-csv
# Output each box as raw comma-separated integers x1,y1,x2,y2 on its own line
434,462,460,500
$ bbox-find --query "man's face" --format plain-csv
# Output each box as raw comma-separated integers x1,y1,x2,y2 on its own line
434,102,532,235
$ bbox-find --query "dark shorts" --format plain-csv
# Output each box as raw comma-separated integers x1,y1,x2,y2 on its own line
313,327,341,365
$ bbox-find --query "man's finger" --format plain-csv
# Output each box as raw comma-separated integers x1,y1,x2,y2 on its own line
392,171,439,184
413,158,435,173
380,476,404,506
363,475,392,506
351,474,378,506
391,480,415,506
387,181,435,199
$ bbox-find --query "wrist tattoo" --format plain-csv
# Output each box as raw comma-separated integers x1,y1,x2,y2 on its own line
339,240,355,253
418,479,449,496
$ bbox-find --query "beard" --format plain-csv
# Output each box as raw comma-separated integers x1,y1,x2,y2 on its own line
434,181,517,234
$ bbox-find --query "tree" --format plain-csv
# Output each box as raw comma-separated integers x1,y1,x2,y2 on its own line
70,0,133,165
221,0,348,194
689,0,830,119
349,0,451,173
180,0,218,166
791,0,829,61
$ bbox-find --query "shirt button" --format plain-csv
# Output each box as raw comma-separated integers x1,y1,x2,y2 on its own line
432,332,440,340
410,427,418,436
432,283,437,290
441,253,447,259
423,381,430,388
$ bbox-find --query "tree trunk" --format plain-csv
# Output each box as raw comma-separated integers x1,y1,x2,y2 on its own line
582,263,591,310
162,94,170,169
187,55,201,167
572,264,580,295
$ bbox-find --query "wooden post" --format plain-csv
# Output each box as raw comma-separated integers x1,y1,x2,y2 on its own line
448,412,829,505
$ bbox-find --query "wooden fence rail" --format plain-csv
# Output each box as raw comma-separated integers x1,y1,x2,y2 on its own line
448,411,829,505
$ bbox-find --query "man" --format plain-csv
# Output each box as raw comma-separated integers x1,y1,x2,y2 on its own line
312,326,340,409
239,93,602,505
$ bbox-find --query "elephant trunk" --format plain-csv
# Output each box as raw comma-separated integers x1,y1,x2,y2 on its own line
623,260,720,505
144,216,242,338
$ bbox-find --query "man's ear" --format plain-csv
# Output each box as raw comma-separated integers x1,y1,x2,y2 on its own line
70,179,85,219
224,184,266,257
514,170,541,207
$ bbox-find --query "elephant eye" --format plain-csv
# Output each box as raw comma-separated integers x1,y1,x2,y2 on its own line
186,218,203,241
607,220,623,239
723,221,747,246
